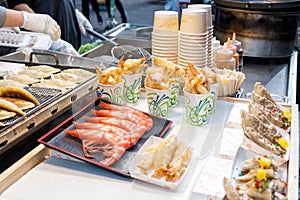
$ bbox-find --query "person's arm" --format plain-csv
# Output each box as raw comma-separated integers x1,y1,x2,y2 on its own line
0,6,24,27
0,6,61,41
12,3,34,13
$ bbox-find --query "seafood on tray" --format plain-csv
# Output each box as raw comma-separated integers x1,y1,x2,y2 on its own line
224,155,288,200
65,101,153,166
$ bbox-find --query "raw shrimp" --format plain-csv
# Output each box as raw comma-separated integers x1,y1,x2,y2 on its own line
83,116,146,145
72,121,132,146
99,102,153,131
65,128,129,166
65,129,108,158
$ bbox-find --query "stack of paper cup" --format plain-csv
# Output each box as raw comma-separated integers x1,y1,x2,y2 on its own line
188,4,214,68
178,8,207,68
152,10,178,64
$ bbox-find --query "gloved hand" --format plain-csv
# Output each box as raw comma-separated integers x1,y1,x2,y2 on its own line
50,39,79,56
21,11,61,41
75,9,93,35
11,27,21,33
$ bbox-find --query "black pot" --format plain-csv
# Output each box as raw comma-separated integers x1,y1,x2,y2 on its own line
214,0,300,58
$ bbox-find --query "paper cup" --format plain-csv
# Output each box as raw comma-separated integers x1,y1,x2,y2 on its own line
188,4,213,27
122,73,142,104
145,86,170,118
153,10,179,34
169,78,181,108
183,88,211,126
98,80,124,104
180,8,207,34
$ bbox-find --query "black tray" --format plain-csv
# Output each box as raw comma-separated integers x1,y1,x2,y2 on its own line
38,98,172,177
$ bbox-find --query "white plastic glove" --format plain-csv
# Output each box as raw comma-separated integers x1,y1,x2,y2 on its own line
50,39,79,56
75,9,93,35
21,11,61,41
11,27,21,33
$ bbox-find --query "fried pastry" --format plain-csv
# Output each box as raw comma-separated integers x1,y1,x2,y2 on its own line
248,102,285,129
52,72,84,83
0,86,40,106
240,110,281,144
0,99,25,115
118,56,147,74
253,82,276,105
18,69,51,79
0,80,27,88
252,92,281,113
0,108,17,121
0,97,35,110
5,74,39,85
62,68,95,79
26,65,61,74
40,78,77,89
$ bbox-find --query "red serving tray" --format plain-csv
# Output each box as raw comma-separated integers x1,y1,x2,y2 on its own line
38,97,172,177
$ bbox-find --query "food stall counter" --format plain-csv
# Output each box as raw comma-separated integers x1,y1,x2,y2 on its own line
0,94,298,200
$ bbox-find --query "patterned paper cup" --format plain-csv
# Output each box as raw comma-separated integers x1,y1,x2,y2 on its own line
122,73,142,104
183,88,211,126
169,78,181,108
208,83,219,114
145,86,170,118
98,80,124,104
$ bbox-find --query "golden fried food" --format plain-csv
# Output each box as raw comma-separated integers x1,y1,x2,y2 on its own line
183,63,210,94
144,67,171,90
118,56,147,75
0,108,17,121
0,99,25,116
0,97,35,110
153,57,185,79
0,86,40,106
138,135,192,182
96,66,122,85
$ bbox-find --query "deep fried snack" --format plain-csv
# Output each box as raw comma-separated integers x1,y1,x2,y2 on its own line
95,66,122,85
184,63,210,94
0,86,40,105
0,97,35,110
138,135,192,182
153,57,185,79
0,99,25,116
0,108,16,121
118,55,147,75
144,66,171,90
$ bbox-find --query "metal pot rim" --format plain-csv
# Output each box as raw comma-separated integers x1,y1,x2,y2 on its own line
214,0,300,10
